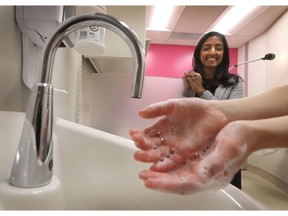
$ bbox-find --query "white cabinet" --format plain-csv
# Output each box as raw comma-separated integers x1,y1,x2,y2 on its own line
88,6,146,73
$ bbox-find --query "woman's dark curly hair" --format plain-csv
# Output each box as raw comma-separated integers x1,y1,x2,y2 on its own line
192,31,240,88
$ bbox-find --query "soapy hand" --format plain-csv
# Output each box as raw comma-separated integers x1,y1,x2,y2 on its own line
129,98,248,194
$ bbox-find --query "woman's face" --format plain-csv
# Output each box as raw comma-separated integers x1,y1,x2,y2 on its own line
200,36,224,70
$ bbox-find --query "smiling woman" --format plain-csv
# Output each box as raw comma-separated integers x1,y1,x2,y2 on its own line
182,31,244,189
182,31,243,100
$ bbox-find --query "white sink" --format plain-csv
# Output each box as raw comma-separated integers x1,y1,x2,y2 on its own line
0,111,265,210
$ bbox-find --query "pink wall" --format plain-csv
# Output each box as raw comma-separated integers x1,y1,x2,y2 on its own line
146,44,238,78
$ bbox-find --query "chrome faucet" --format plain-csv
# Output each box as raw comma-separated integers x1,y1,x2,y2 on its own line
9,13,146,188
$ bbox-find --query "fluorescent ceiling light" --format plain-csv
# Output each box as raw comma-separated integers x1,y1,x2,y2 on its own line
147,5,176,31
211,5,259,35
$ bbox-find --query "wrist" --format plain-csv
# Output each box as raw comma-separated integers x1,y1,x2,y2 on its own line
245,117,288,151
219,120,254,158
196,88,206,97
212,99,244,123
236,121,258,154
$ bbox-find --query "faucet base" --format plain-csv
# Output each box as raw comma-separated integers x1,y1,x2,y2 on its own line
9,83,54,188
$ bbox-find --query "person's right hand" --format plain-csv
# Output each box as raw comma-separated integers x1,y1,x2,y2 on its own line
131,120,250,194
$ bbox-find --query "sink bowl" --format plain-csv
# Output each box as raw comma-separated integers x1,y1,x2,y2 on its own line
0,111,265,210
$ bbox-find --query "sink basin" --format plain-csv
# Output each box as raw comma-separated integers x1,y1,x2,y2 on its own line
0,111,265,210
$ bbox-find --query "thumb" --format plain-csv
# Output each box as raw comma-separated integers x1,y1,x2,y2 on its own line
138,99,177,119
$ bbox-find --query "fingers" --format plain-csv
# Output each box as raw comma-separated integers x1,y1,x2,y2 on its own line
149,153,184,171
129,119,170,150
184,71,201,78
135,137,245,194
138,100,177,119
133,140,186,171
129,129,152,150
134,148,166,162
182,72,189,78
138,152,234,194
135,141,190,172
183,71,193,77
131,129,187,171
186,74,201,81
139,170,203,194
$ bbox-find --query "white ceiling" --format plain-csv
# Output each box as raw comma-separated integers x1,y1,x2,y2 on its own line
146,6,288,48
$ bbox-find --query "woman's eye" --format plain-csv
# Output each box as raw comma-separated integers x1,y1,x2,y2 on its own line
202,47,210,51
202,46,223,52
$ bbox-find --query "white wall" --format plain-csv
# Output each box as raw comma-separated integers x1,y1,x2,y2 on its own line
266,11,288,90
0,6,81,122
247,34,267,96
52,48,81,121
243,10,288,186
0,6,29,111
88,73,184,139
236,45,247,95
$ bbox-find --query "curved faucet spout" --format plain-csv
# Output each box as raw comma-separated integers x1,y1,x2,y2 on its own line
41,12,145,98
10,13,145,188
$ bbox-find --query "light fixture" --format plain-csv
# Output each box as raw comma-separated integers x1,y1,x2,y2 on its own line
210,5,262,35
146,5,176,31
